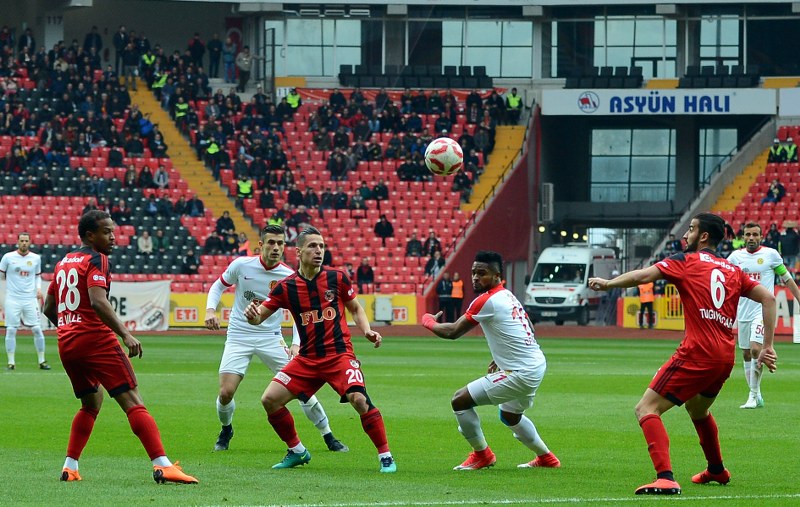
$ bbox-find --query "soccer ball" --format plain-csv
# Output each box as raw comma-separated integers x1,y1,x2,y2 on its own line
424,137,464,176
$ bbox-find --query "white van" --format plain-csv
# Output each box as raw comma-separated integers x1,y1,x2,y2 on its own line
523,244,618,326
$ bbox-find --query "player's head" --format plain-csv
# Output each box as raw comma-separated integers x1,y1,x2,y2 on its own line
259,224,286,266
78,210,115,254
472,250,503,293
742,221,763,253
16,232,31,254
684,212,725,252
296,226,325,270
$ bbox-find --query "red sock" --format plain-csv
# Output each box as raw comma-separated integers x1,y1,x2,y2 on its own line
66,407,99,460
126,405,166,460
267,407,300,448
692,413,722,467
360,408,390,454
639,414,672,474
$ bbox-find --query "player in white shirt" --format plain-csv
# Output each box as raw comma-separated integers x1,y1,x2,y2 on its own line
726,222,800,408
0,233,49,370
204,225,347,452
422,250,560,471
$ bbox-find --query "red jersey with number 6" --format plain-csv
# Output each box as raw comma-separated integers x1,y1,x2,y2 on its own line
47,247,117,353
655,248,758,364
261,267,357,359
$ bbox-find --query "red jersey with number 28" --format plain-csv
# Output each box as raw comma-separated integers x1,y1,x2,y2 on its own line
656,248,758,364
262,267,357,359
47,247,117,353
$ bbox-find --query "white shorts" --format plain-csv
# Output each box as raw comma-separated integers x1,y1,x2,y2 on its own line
4,298,40,328
737,320,764,349
218,331,291,377
466,361,547,414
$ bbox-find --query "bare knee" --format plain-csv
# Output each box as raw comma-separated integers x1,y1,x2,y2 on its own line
218,388,235,405
451,387,475,411
261,392,282,413
742,349,752,361
750,343,763,357
347,392,370,415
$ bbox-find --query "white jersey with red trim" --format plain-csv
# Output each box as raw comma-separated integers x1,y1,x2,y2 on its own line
726,246,783,322
219,256,294,336
464,285,544,371
0,250,41,300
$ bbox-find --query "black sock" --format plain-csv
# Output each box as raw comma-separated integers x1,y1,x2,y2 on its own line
657,471,675,481
708,463,725,474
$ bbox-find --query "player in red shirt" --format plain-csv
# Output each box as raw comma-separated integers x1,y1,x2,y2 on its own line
589,213,777,496
42,210,197,484
244,226,396,473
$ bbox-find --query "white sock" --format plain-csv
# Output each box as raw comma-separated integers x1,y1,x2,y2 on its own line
454,408,487,451
750,359,763,396
742,360,752,390
299,396,331,435
378,451,392,460
63,457,79,470
32,327,46,363
6,327,17,364
290,442,307,454
216,397,235,426
509,415,550,455
152,456,172,467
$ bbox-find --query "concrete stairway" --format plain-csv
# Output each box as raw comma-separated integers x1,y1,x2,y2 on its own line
712,151,769,212
461,125,525,212
128,80,260,240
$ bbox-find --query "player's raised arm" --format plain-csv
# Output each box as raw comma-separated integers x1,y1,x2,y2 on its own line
345,298,382,348
88,285,142,358
422,311,477,340
589,264,663,291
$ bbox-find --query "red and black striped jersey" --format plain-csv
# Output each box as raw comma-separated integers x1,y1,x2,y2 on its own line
47,247,117,352
261,267,357,359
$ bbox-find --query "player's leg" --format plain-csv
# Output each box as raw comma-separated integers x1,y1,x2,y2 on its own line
737,322,756,408
215,336,254,449
61,390,103,481
22,302,48,368
261,380,312,468
634,388,680,495
448,375,498,470
344,387,395,472
4,300,20,369
685,393,730,485
747,325,765,407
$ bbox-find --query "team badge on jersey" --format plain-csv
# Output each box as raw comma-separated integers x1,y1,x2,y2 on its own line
350,359,360,368
757,258,764,264
269,280,278,290
324,290,335,302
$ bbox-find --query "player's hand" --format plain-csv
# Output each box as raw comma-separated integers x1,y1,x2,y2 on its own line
487,360,498,374
422,311,443,331
244,301,261,324
588,277,609,291
365,330,382,348
122,334,142,358
204,309,220,330
287,344,300,359
757,346,778,373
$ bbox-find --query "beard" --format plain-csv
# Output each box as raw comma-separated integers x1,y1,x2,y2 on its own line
684,238,699,252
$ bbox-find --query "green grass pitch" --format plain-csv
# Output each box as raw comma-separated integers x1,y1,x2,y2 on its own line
2,333,799,506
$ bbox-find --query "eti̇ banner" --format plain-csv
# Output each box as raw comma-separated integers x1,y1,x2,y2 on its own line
0,280,170,332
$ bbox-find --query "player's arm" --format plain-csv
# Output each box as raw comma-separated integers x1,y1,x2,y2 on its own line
35,272,42,302
744,284,778,372
204,277,230,330
345,297,382,348
42,293,57,326
88,286,142,358
422,311,477,340
589,264,663,291
287,319,301,358
775,264,800,305
244,300,276,326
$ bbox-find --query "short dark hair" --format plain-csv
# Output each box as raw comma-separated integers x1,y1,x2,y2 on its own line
296,226,322,247
261,224,285,239
79,210,111,239
693,212,726,247
17,232,30,240
743,221,762,233
474,250,503,274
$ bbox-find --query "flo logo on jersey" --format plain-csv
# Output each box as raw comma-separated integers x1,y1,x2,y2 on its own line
300,306,336,326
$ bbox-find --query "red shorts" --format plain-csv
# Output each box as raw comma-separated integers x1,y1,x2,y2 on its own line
649,355,733,406
273,352,366,402
60,342,138,399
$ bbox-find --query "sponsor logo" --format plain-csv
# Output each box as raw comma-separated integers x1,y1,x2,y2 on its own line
60,256,85,265
608,90,731,114
577,91,600,113
174,307,198,322
300,307,337,326
93,274,107,282
275,371,291,385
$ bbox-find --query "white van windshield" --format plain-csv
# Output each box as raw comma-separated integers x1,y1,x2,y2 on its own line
532,263,585,283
